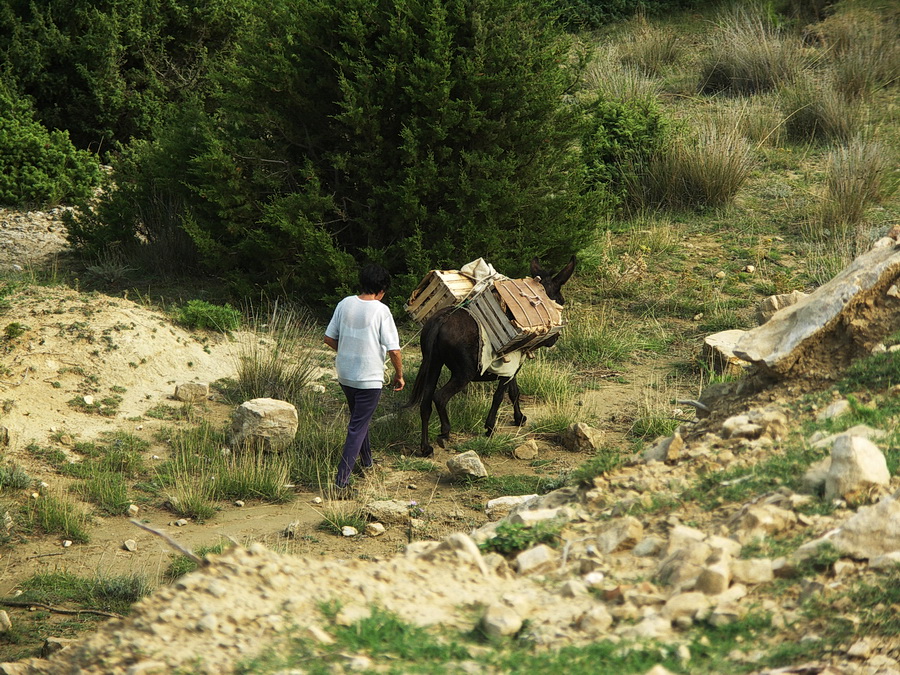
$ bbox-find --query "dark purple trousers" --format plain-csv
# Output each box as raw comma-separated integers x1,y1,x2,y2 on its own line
335,385,382,488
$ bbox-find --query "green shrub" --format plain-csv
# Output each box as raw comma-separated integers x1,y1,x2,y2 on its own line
569,446,625,485
0,80,100,207
581,95,670,212
478,520,562,555
0,462,30,490
175,300,241,332
0,1,251,152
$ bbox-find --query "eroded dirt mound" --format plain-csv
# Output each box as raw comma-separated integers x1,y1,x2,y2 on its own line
0,284,244,451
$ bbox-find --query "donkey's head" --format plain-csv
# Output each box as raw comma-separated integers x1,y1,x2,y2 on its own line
530,256,576,306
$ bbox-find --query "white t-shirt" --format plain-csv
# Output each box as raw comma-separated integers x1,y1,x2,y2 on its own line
325,296,400,389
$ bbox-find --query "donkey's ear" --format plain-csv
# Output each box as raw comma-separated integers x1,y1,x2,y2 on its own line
553,256,576,286
530,257,542,277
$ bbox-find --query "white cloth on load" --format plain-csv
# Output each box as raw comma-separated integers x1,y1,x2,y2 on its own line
475,312,524,379
459,258,508,304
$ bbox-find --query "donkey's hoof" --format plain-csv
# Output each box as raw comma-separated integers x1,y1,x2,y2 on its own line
436,435,449,449
415,446,435,458
514,415,528,427
484,427,494,437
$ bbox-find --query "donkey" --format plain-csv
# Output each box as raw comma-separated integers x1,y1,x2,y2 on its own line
406,257,575,457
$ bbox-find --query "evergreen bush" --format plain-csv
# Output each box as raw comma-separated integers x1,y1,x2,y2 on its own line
0,80,100,206
581,95,670,211
0,0,250,152
75,0,601,304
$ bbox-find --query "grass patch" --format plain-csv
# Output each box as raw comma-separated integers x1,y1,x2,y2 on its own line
455,433,518,457
569,446,626,486
75,471,131,515
174,299,241,332
221,303,320,407
316,499,367,536
14,571,150,615
479,519,562,555
165,542,229,580
392,457,437,472
0,462,30,489
697,7,806,95
23,492,91,542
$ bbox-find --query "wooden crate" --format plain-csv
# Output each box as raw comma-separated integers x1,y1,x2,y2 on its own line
405,270,474,324
467,278,565,355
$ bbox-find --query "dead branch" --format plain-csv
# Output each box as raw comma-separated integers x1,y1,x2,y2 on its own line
0,599,122,619
129,519,204,566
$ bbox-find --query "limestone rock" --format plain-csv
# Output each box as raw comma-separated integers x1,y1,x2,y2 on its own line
644,434,683,463
485,495,538,521
447,450,488,479
755,290,807,325
481,604,522,638
596,516,644,554
822,494,900,559
731,559,774,584
734,244,900,378
174,382,209,403
365,500,414,525
513,439,539,460
0,612,9,633
515,544,558,575
230,398,298,451
824,435,890,502
702,329,751,376
562,422,604,452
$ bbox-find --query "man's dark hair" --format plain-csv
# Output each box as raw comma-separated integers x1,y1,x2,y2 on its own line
359,263,391,294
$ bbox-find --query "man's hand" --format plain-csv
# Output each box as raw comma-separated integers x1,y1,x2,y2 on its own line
392,373,405,391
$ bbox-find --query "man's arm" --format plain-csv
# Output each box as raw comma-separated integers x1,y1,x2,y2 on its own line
388,349,404,391
324,336,338,351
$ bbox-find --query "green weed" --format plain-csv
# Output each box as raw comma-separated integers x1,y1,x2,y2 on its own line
23,492,91,542
479,520,562,555
174,300,241,332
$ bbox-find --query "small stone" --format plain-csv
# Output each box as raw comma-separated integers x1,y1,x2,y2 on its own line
0,611,10,632
715,271,726,279
234,500,245,507
82,395,94,406
312,497,323,504
41,636,77,657
513,439,539,460
175,519,188,527
365,522,386,537
407,484,417,490
341,526,359,537
62,540,72,548
559,580,588,597
123,539,137,552
127,504,140,517
481,604,522,638
515,544,557,574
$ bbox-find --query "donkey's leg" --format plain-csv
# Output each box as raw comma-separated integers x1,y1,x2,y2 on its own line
433,374,469,448
416,368,443,457
507,376,527,427
484,379,511,436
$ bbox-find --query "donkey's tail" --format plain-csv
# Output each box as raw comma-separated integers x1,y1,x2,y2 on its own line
404,316,441,409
